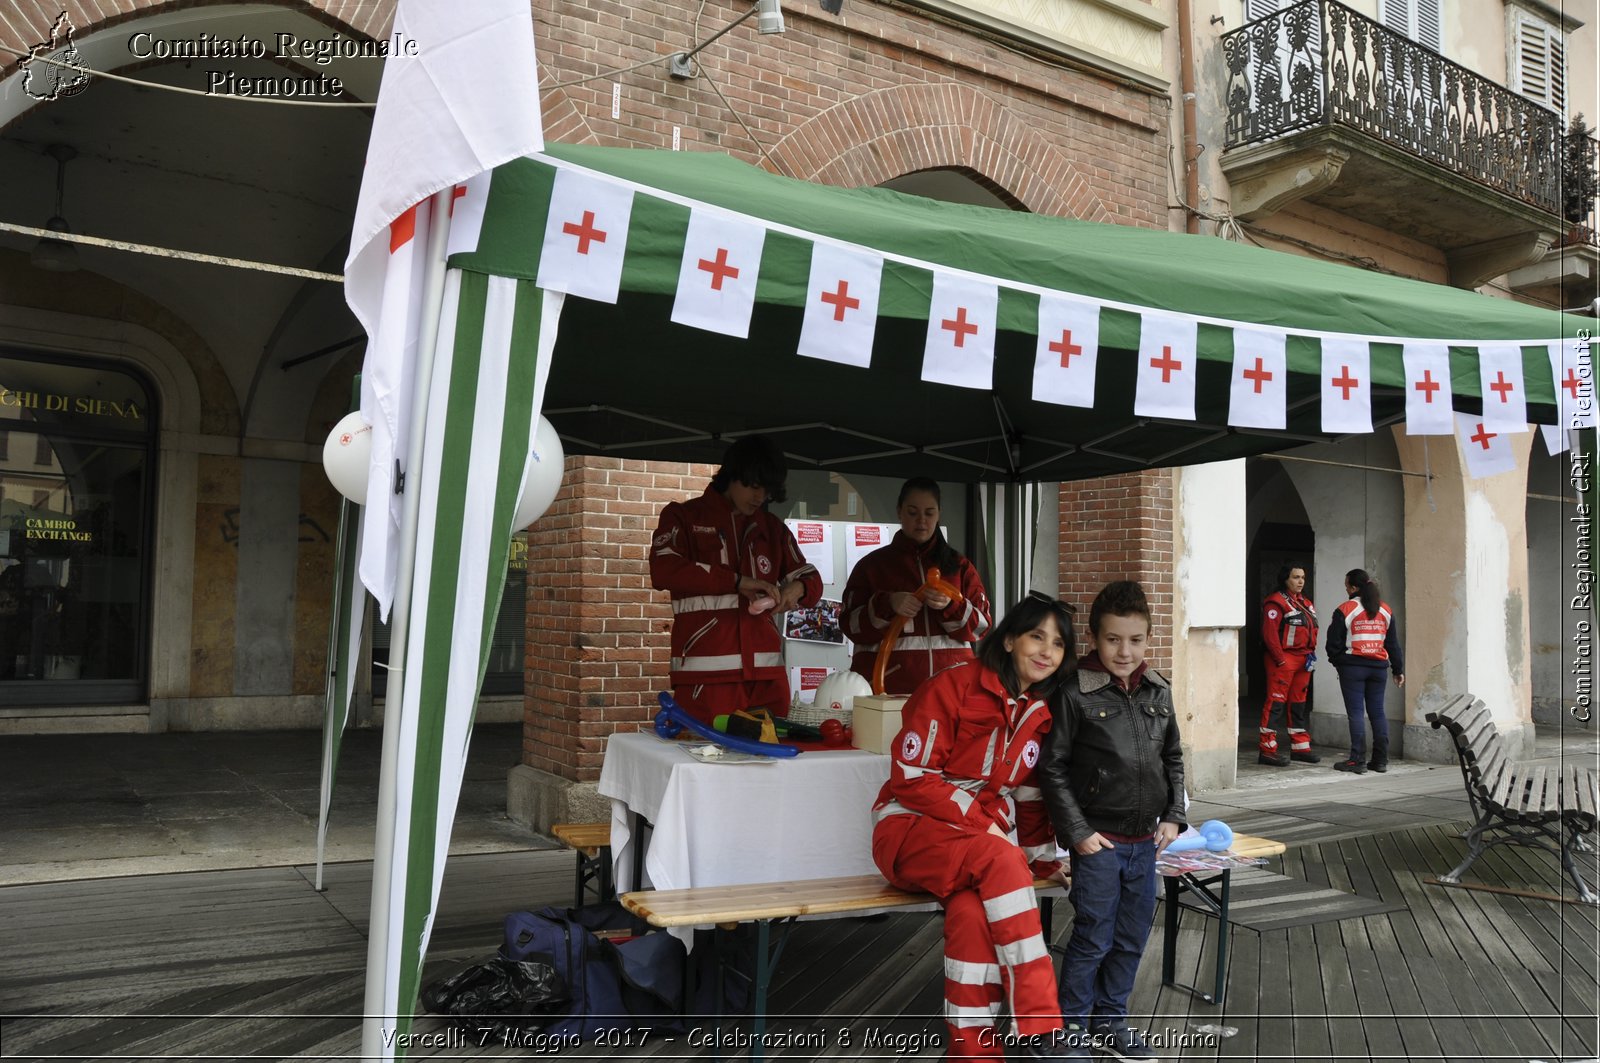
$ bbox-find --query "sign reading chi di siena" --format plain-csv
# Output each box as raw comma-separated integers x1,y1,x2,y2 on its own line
0,387,143,420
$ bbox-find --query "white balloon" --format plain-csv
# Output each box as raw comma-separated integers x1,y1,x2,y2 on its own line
322,411,372,504
512,416,565,530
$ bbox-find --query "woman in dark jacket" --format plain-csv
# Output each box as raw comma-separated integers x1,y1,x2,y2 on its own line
1325,568,1405,774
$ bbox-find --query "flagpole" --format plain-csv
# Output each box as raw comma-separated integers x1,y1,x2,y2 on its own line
314,497,353,893
361,187,456,1058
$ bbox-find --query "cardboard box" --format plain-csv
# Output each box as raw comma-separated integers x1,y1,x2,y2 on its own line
852,695,906,754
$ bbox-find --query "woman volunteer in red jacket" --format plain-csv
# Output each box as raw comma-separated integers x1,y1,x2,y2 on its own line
648,436,822,724
842,478,992,695
872,593,1077,1062
1257,563,1320,766
1325,568,1405,774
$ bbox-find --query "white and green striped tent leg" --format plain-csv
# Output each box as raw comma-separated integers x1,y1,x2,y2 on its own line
315,497,366,892
979,482,1041,621
368,270,561,1051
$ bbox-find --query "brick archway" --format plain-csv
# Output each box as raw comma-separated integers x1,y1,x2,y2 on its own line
772,83,1111,221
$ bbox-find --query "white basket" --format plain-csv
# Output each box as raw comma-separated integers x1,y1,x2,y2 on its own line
788,695,852,729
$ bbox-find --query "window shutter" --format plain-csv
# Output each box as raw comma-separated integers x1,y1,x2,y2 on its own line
1416,0,1441,52
1514,10,1565,112
1243,0,1287,21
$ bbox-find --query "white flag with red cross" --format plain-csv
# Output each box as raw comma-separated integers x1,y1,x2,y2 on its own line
1133,313,1198,420
798,241,882,368
444,171,493,258
1475,345,1528,432
921,272,998,390
1456,412,1517,478
1402,343,1453,435
1548,340,1598,430
1031,294,1099,408
537,169,634,303
672,209,766,338
1540,423,1571,455
1320,339,1371,433
344,0,544,620
1228,328,1287,429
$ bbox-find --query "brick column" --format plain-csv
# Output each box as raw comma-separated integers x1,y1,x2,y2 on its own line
509,456,715,829
1057,470,1176,672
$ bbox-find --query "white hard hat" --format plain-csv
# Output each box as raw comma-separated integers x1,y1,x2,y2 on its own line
813,670,872,720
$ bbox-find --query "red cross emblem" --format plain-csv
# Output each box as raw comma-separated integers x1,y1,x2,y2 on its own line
1489,371,1515,403
942,306,979,348
1469,423,1496,450
1332,365,1360,400
561,210,607,255
1050,330,1083,368
820,279,860,322
1563,369,1584,399
1414,369,1440,403
698,247,740,291
1242,357,1272,394
1150,345,1182,383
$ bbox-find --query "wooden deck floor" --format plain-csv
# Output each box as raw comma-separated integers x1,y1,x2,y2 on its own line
2,820,1595,1061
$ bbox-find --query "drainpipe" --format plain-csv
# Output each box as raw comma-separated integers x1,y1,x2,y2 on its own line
1177,0,1202,235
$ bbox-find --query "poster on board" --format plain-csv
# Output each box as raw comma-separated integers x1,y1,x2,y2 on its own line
784,519,835,585
844,523,898,573
784,598,844,643
789,665,833,704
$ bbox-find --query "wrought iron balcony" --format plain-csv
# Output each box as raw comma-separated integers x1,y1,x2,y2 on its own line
1217,0,1565,287
1222,0,1562,212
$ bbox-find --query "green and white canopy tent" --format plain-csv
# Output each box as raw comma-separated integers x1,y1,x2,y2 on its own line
363,142,1590,1054
449,143,1588,482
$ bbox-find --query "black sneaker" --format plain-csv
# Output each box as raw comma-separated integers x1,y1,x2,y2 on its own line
1257,751,1291,766
1367,759,1388,773
1090,1022,1158,1061
1334,758,1368,774
1290,750,1322,764
1027,1025,1093,1061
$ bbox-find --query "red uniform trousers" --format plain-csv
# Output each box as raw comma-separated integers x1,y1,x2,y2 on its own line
1259,653,1313,756
873,813,1061,1061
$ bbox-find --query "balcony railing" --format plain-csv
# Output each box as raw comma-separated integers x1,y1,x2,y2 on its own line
1222,0,1562,216
1563,134,1599,248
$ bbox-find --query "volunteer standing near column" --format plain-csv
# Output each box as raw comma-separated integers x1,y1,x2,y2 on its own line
1257,563,1321,766
842,478,992,695
1325,568,1405,774
649,435,822,725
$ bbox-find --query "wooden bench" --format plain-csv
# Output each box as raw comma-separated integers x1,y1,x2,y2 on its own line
1426,693,1598,903
622,874,1064,1061
550,821,614,909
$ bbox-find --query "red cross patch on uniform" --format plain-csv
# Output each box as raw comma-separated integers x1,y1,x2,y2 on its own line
901,732,923,762
1266,608,1279,620
1022,739,1040,769
757,555,772,575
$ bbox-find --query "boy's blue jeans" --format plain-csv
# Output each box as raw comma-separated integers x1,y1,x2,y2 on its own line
1058,836,1158,1028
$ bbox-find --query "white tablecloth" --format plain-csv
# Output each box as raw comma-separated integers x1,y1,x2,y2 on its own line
597,731,892,897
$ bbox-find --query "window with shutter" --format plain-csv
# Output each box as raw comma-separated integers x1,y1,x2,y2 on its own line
1243,0,1289,22
1512,8,1566,113
1381,0,1443,52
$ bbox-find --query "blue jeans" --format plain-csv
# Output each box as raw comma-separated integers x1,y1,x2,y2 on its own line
1058,837,1158,1028
1336,660,1390,760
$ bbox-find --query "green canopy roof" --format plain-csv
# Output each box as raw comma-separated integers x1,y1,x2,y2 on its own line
448,144,1585,482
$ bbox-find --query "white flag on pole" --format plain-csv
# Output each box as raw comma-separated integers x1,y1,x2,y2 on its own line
1549,340,1598,430
1228,328,1287,429
798,241,882,368
672,208,766,337
1032,294,1099,408
1133,313,1198,420
1320,339,1371,434
1476,345,1528,432
922,272,999,389
1401,343,1452,435
1456,412,1517,479
537,169,634,303
345,0,544,620
1541,423,1571,455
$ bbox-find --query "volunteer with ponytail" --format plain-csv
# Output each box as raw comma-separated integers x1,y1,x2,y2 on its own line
842,478,992,695
1325,568,1405,774
1257,563,1320,766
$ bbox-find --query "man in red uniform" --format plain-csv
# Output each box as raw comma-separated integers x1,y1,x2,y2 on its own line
1259,563,1320,765
649,436,822,724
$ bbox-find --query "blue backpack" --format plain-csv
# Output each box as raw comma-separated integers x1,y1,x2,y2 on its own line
501,904,685,1040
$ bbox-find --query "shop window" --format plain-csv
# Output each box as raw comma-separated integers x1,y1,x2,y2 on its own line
0,353,156,705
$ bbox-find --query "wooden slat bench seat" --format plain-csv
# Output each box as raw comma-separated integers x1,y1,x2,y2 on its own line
1426,693,1598,903
550,821,614,909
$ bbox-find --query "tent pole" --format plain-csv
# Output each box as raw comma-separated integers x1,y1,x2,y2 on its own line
314,497,352,893
360,188,456,1058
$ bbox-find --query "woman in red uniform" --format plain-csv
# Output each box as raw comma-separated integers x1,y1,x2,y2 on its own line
842,478,992,695
871,592,1077,1062
1258,562,1320,766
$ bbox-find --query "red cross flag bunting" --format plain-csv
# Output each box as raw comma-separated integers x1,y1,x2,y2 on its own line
1401,343,1453,435
1547,340,1597,431
1540,423,1571,455
671,207,767,338
921,272,999,390
443,172,492,257
1133,313,1198,420
1320,338,1371,433
1475,344,1528,432
536,168,634,303
797,241,882,368
1228,328,1287,429
1455,411,1517,479
1031,293,1099,408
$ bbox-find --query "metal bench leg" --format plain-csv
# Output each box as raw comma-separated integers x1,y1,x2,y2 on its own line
1561,828,1600,904
1439,814,1493,885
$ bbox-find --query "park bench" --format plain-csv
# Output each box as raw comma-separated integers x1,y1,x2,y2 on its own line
1425,693,1598,903
551,821,614,909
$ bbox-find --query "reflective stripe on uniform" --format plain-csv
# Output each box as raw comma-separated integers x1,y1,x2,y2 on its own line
945,1002,1001,1025
671,594,741,614
995,935,1049,968
894,634,970,651
944,957,1001,985
982,886,1037,924
672,650,785,671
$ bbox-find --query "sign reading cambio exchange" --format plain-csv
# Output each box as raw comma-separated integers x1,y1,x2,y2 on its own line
0,387,144,420
25,518,92,542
